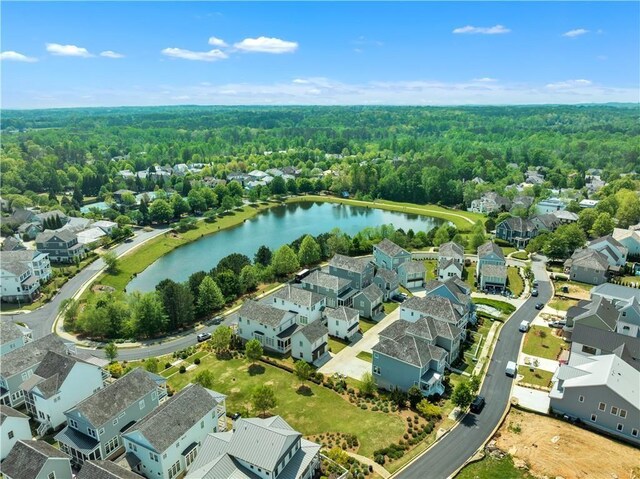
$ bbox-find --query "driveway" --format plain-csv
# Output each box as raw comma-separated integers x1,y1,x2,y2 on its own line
512,385,551,414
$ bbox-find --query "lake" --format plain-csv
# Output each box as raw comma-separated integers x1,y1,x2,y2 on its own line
128,201,446,292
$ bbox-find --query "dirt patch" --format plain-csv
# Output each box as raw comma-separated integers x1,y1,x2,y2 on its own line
167,232,182,239
91,284,115,293
494,409,640,479
229,387,240,393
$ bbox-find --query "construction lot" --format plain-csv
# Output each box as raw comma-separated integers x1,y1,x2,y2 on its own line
493,409,640,479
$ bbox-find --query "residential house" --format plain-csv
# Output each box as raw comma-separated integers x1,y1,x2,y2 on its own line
535,198,566,214
35,210,69,228
60,217,93,234
299,270,356,308
564,295,619,338
0,320,32,357
469,192,511,214
587,235,628,268
551,210,579,224
329,254,374,290
292,321,329,364
77,460,144,479
570,320,640,372
496,217,537,248
172,163,189,176
565,249,609,285
424,278,475,325
237,301,299,354
549,354,639,445
372,317,459,396
531,213,562,233
271,285,326,325
92,220,118,235
35,229,85,263
1,250,52,303
613,228,640,258
398,261,426,289
56,368,166,466
373,268,399,301
121,383,226,479
0,405,31,460
525,171,545,185
7,208,38,227
0,440,73,479
373,238,411,271
324,306,360,342
401,294,469,333
77,227,107,245
579,199,600,209
476,241,507,292
352,283,384,320
589,283,640,339
185,416,321,479
510,195,534,213
1,236,26,252
437,242,464,281
17,222,42,240
21,351,106,433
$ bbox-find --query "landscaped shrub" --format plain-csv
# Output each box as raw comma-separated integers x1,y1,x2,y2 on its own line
165,362,172,369
194,358,201,365
179,365,186,374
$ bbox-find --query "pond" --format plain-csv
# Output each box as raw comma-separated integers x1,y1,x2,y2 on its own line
128,201,446,292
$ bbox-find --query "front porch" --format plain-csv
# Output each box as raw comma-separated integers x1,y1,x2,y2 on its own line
420,370,445,397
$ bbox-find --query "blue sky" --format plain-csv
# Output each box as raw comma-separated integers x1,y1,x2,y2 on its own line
2,1,638,108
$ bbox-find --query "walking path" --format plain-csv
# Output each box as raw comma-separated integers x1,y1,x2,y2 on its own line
511,385,551,414
347,451,391,478
517,353,559,373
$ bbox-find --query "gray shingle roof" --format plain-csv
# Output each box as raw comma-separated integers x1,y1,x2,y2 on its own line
481,263,508,279
1,236,25,251
399,261,425,274
571,323,640,372
375,239,409,258
571,296,618,331
24,351,93,399
0,404,28,426
591,283,640,303
375,268,398,284
301,270,351,291
0,440,69,479
70,368,159,428
0,252,32,276
0,320,25,345
477,241,505,260
77,460,143,479
330,254,372,273
570,248,609,271
0,333,70,378
324,306,359,322
239,301,292,327
273,285,325,307
36,228,77,244
373,334,446,367
35,210,67,223
500,216,537,234
407,316,462,341
402,295,464,324
123,384,224,453
295,321,328,344
438,242,464,259
358,283,383,302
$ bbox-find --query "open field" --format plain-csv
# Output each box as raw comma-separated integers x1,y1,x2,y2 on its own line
522,326,567,360
492,409,640,479
552,280,593,300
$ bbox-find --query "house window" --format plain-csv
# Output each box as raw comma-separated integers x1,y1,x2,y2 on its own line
578,395,584,403
201,420,205,429
48,473,56,479
113,418,119,426
8,431,14,439
611,406,619,416
168,461,181,478
616,423,624,432
590,414,597,422
598,402,606,411
632,429,638,437
70,419,78,429
619,409,627,418
139,399,145,409
185,446,198,467
373,366,381,375
105,436,120,455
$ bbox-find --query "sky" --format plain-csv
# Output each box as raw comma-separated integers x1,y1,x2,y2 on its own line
1,1,639,109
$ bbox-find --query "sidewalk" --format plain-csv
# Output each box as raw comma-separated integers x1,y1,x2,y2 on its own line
347,452,390,478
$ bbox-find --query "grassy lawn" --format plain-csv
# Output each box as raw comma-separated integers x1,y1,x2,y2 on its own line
292,195,484,232
511,251,529,261
457,455,534,479
548,297,578,312
423,259,437,282
619,275,640,286
359,318,376,334
507,266,524,297
553,280,593,299
328,337,349,354
356,351,372,362
501,246,517,256
519,367,554,389
463,263,477,292
168,356,405,458
522,326,567,360
383,301,399,314
472,298,516,317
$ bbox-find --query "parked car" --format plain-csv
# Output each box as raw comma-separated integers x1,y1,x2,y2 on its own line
393,293,408,303
535,302,544,310
532,280,539,288
197,332,212,342
470,395,486,413
531,288,539,297
549,320,566,329
505,361,517,377
211,316,223,325
519,320,530,332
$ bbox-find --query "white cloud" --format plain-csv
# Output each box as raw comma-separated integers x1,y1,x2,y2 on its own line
545,79,592,89
292,79,310,84
161,47,228,62
452,25,510,35
472,77,498,82
234,37,298,54
563,28,589,38
208,37,228,47
46,43,92,57
100,50,124,58
0,51,37,62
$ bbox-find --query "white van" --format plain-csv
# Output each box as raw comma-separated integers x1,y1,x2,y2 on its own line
519,320,529,332
505,361,517,377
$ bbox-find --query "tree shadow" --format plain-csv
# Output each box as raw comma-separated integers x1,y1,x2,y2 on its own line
296,385,314,396
248,364,265,376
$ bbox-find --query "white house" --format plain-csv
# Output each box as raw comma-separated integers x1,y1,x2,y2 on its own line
0,250,51,303
579,199,600,209
0,320,32,357
535,197,566,214
291,321,329,364
325,306,360,342
0,405,31,460
237,301,299,354
21,351,106,434
1,440,73,479
271,285,326,325
121,383,226,479
437,242,464,281
93,220,118,235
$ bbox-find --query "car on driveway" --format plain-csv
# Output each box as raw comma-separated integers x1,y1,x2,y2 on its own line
393,293,408,303
549,320,566,328
470,395,486,413
535,302,544,310
197,332,212,342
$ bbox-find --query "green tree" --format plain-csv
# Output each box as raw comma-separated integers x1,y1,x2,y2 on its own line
451,382,473,409
239,265,259,293
221,195,235,213
359,372,377,398
577,208,598,235
468,375,481,394
149,199,173,223
407,385,423,409
417,400,443,420
104,342,118,363
194,369,215,389
155,279,195,330
271,245,300,277
252,385,277,417
270,176,287,195
170,194,190,219
433,224,450,247
197,276,225,316
131,292,168,338
591,212,615,238
254,245,273,266
210,325,233,354
293,360,312,387
187,189,207,213
245,339,263,365
616,190,640,228
103,251,119,274
145,357,159,373
297,234,321,266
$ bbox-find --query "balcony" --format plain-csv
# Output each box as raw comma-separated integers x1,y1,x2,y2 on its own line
420,370,445,397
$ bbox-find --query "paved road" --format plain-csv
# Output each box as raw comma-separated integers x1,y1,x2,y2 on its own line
3,227,169,340
396,256,552,479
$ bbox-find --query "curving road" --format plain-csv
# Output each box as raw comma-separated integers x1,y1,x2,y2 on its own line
395,256,552,479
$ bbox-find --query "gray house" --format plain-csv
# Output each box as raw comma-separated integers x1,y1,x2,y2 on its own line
300,270,356,308
565,249,609,285
424,278,475,326
437,242,464,281
373,238,411,271
237,301,299,354
531,213,562,233
373,268,399,301
401,294,469,333
329,254,374,290
0,320,32,357
292,321,329,364
352,283,384,320
77,460,143,479
398,261,426,289
476,241,507,292
56,368,167,465
1,440,73,479
549,354,639,445
35,229,85,264
495,217,537,248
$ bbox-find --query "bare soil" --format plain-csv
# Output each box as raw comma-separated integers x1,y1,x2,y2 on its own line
494,409,640,479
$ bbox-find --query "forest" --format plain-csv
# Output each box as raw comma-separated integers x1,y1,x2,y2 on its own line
1,105,638,215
